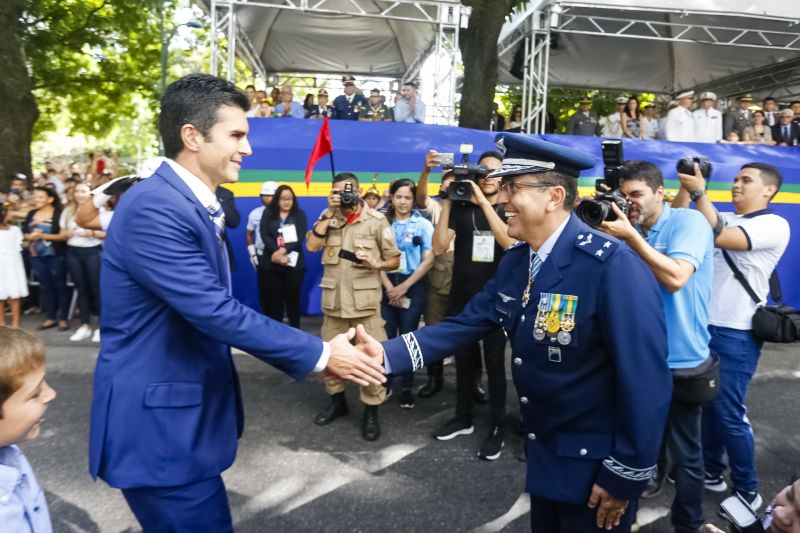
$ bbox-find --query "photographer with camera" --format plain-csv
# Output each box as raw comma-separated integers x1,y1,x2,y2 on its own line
306,172,401,441
414,150,457,398
598,160,715,533
672,161,790,512
430,148,514,461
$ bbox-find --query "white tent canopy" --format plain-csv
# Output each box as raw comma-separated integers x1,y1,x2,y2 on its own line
498,0,800,101
197,0,468,123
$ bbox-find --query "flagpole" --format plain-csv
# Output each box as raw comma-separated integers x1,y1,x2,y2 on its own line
328,150,336,181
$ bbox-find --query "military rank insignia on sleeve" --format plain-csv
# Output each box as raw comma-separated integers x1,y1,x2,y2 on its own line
533,293,578,345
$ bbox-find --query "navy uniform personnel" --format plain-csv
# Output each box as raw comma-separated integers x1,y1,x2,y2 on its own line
365,134,672,532
723,93,753,139
358,88,393,122
566,97,601,136
307,89,334,119
332,75,368,121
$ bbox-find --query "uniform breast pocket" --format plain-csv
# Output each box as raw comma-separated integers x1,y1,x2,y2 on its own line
352,276,380,311
493,302,519,334
319,276,338,311
322,233,342,265
352,236,376,257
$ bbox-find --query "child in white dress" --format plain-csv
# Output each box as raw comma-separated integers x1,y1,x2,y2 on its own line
0,202,29,328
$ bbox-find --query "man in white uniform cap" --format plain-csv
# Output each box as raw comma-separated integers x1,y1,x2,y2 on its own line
665,91,696,142
693,92,723,143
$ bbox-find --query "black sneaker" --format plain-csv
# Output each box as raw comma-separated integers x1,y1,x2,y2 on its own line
432,417,474,441
399,389,415,409
705,473,728,493
734,490,763,511
478,425,505,461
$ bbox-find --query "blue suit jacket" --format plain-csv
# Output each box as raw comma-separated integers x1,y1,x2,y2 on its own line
89,162,322,489
384,214,672,504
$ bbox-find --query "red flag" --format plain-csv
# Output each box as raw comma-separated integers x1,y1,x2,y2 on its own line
304,116,333,189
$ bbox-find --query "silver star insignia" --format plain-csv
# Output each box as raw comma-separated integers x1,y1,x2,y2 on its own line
595,249,604,256
603,241,612,248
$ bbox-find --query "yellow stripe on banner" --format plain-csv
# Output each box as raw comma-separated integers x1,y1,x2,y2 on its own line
222,182,800,205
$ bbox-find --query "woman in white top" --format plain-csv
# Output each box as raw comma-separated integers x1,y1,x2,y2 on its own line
61,183,105,342
0,202,29,328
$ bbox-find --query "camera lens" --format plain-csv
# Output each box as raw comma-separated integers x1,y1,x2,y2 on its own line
576,200,609,228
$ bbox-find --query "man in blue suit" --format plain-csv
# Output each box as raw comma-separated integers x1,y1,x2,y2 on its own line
356,133,672,532
88,73,385,531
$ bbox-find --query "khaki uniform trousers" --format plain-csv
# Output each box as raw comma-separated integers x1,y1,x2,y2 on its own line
321,313,388,406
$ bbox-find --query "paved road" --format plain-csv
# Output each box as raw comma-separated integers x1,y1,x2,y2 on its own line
18,315,800,532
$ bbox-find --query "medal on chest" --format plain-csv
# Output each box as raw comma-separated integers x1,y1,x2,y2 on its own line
533,293,579,345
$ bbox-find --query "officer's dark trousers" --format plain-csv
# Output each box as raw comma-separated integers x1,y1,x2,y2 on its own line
454,327,507,426
529,495,638,532
122,475,233,532
662,396,705,533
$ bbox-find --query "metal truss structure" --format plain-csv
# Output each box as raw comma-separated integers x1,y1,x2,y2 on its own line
693,57,800,102
498,2,800,134
204,0,469,125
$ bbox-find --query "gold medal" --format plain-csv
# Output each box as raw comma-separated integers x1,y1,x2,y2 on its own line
546,312,561,334
328,247,336,257
561,316,575,332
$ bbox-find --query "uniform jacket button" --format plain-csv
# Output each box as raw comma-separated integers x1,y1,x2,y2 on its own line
527,433,536,441
580,448,588,456
513,357,522,366
520,396,529,404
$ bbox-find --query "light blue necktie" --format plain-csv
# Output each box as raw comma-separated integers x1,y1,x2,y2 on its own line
207,201,226,244
522,251,543,307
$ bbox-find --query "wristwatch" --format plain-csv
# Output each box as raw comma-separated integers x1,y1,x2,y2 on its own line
689,189,706,202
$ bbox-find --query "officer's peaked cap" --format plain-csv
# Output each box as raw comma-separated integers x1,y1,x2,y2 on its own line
489,133,595,179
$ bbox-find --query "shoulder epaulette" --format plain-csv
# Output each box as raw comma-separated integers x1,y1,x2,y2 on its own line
574,230,618,262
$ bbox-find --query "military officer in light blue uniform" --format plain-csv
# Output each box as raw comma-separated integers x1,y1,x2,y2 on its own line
357,133,672,532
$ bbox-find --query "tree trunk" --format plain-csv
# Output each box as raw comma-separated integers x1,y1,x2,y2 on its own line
0,0,38,190
458,0,512,130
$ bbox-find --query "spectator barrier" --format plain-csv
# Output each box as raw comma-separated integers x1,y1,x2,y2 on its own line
225,119,800,314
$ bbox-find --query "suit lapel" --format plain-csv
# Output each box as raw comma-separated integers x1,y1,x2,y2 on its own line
532,214,579,294
157,162,229,286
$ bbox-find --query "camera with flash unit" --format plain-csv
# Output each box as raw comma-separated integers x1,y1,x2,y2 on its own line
443,143,489,203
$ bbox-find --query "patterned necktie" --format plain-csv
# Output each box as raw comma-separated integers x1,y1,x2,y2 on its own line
785,126,790,142
522,252,543,307
208,200,226,244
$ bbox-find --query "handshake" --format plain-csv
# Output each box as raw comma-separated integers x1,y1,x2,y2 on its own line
323,325,388,386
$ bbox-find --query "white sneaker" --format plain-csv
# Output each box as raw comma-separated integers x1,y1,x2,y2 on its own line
70,325,93,342
92,329,101,343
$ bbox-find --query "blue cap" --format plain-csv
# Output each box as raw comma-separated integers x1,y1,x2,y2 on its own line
488,133,596,179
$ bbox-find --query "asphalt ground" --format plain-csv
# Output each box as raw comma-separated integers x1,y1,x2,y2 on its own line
15,313,800,532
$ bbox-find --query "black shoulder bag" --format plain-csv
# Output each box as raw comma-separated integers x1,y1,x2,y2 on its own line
722,250,800,343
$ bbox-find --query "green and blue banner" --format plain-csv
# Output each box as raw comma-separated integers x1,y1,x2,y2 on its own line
227,119,800,314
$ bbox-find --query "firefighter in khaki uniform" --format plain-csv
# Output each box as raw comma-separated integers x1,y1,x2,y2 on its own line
306,172,401,441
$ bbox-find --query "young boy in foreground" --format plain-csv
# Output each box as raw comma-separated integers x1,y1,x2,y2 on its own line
0,327,57,531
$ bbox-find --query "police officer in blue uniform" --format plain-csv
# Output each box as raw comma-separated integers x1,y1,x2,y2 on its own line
332,75,368,120
356,133,672,532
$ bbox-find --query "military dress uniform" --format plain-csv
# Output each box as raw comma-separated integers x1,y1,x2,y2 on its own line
358,104,393,122
723,107,753,139
308,104,334,119
380,134,672,532
566,111,601,136
317,205,400,407
332,93,368,120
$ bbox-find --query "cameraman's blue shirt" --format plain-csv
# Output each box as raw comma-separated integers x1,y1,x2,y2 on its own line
639,203,713,369
391,211,433,275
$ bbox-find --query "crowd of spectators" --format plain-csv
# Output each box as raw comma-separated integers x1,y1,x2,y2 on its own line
564,91,800,145
242,75,426,123
0,158,112,341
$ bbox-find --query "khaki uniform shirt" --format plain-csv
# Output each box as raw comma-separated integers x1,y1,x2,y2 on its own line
318,206,400,319
420,198,454,296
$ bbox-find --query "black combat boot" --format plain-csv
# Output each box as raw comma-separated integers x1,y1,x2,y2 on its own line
362,405,381,441
314,392,348,426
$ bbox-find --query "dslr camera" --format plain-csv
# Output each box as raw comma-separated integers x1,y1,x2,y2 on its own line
676,156,713,180
576,140,628,227
334,181,360,208
443,144,489,203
